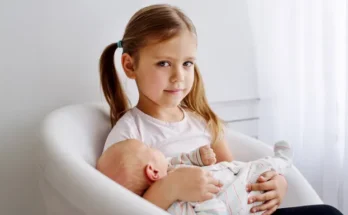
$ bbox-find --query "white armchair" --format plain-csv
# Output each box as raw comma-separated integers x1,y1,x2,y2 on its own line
38,103,323,215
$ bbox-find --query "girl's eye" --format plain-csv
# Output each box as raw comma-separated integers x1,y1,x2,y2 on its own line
183,61,194,67
157,61,170,67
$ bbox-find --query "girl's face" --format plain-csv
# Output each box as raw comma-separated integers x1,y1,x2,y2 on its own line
133,30,197,108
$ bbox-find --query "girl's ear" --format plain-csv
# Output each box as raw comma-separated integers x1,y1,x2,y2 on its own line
121,53,136,79
145,164,160,182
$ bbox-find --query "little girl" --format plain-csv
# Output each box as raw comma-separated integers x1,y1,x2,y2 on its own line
97,3,342,215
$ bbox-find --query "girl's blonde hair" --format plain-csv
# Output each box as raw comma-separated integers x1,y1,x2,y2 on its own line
99,4,224,144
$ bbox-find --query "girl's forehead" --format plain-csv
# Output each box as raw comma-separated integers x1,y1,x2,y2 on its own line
140,30,197,58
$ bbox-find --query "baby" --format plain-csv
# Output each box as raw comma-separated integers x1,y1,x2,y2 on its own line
97,140,292,215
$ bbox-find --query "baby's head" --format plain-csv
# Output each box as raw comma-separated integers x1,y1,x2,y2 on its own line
97,139,168,196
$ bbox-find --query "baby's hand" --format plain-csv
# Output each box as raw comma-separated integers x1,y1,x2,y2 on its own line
199,145,216,166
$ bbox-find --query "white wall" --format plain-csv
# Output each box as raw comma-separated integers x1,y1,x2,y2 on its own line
0,1,257,214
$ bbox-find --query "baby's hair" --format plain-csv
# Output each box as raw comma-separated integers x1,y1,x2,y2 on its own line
99,4,224,144
96,140,150,196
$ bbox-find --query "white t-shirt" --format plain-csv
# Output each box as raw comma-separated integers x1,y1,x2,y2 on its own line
103,107,213,157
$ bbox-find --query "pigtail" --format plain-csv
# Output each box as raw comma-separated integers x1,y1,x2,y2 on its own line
99,43,130,126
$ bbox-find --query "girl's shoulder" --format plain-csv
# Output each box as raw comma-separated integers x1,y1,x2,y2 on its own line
117,108,138,124
103,109,139,151
110,108,138,132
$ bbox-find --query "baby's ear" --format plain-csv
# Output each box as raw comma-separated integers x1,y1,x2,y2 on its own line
145,164,160,182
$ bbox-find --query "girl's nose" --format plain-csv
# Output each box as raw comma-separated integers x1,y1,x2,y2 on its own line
170,67,185,83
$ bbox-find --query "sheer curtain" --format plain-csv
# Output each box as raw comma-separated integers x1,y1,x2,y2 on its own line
246,0,347,213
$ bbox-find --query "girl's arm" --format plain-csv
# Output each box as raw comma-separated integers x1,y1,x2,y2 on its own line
142,176,177,210
143,167,222,210
211,134,287,215
211,138,233,163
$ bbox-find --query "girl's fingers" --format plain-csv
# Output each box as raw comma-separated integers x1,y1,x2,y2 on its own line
262,205,279,215
248,191,277,203
206,184,221,194
250,198,279,213
257,171,278,182
207,175,223,187
246,180,275,192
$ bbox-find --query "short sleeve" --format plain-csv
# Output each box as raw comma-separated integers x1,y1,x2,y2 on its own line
219,123,228,141
103,116,140,152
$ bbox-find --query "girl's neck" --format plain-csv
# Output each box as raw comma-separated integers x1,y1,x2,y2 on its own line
136,99,184,123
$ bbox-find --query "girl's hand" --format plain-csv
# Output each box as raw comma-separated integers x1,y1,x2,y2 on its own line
168,166,223,202
199,145,217,166
246,171,288,215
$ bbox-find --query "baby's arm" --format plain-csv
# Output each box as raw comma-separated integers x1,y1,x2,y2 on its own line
167,147,204,167
167,145,217,172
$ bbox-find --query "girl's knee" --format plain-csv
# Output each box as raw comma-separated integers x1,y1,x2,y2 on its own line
320,205,343,215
